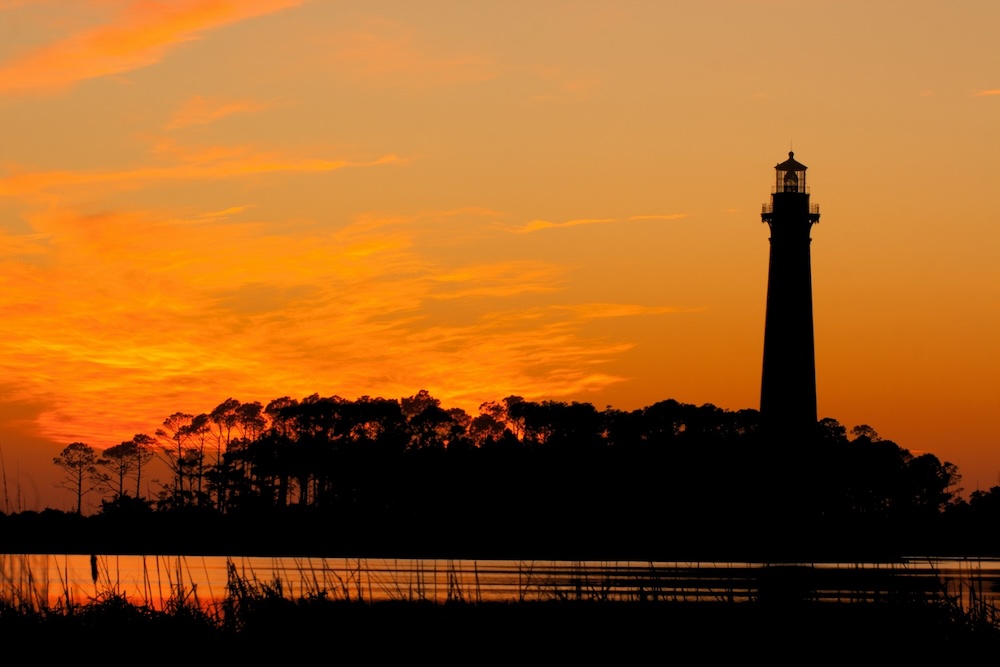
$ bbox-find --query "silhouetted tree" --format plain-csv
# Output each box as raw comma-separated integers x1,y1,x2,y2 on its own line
851,424,880,442
156,411,194,505
53,442,106,515
236,401,266,440
180,413,212,504
640,399,686,445
101,440,139,498
401,389,440,422
502,396,526,439
210,398,241,452
906,453,961,513
131,433,157,499
469,402,509,448
408,405,461,450
99,493,153,516
817,417,848,445
99,434,157,502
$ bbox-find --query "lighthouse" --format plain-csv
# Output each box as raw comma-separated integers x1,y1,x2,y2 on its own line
759,152,821,442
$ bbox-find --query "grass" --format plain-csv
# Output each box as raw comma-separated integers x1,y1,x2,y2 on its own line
2,554,999,660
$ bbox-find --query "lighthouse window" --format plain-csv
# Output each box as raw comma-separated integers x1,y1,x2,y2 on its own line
783,172,799,193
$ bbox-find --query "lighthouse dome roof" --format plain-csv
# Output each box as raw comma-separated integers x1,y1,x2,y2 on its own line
776,151,807,171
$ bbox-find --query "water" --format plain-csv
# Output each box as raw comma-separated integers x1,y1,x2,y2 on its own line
2,554,998,611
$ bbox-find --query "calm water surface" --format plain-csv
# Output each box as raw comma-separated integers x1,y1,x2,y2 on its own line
2,554,998,610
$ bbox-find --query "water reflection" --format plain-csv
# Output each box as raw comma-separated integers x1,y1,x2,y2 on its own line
2,554,998,611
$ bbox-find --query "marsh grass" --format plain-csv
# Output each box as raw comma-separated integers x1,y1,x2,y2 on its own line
2,554,1000,659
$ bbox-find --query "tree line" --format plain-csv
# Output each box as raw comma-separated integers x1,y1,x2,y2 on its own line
38,393,989,543
32,390,1000,557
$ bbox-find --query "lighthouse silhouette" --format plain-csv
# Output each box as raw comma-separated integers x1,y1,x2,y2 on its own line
759,152,820,442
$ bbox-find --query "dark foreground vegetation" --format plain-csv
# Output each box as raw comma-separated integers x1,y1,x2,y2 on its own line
3,553,1000,659
3,587,999,660
6,392,1000,558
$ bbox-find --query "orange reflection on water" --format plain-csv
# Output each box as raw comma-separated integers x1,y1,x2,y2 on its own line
3,555,998,612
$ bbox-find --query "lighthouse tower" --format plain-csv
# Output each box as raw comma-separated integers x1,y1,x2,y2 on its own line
759,152,821,442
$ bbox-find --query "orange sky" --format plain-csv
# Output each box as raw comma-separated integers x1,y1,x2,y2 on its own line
0,0,997,511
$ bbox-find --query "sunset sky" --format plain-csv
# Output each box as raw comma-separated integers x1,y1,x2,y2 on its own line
1,0,997,511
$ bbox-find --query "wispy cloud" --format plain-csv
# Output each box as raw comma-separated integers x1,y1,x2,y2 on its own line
627,214,688,222
557,303,684,319
167,95,273,129
0,206,680,449
974,89,1000,97
513,218,615,234
0,0,303,93
196,205,254,220
331,17,497,89
508,213,686,234
0,151,401,196
529,66,603,103
429,262,562,300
